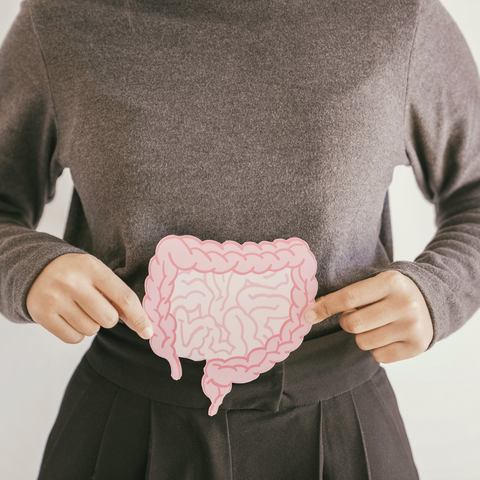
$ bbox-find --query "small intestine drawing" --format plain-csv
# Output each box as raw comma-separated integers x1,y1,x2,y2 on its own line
172,269,295,360
143,235,318,416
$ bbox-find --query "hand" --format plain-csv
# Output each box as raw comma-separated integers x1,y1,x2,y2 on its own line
26,253,153,344
303,270,434,363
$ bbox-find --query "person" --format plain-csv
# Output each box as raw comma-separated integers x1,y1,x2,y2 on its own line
1,0,479,478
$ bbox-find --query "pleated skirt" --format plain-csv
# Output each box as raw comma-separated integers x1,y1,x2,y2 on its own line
37,323,419,480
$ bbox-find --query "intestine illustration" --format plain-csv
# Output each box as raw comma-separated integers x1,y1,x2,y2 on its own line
143,235,318,416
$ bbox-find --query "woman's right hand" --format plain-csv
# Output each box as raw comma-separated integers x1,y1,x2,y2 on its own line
26,253,153,344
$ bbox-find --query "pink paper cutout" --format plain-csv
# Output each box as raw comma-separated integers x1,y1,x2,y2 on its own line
143,235,318,416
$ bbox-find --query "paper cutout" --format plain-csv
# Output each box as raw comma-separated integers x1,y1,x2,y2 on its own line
143,235,318,415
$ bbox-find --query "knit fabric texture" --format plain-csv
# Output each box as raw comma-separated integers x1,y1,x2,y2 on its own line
1,0,479,349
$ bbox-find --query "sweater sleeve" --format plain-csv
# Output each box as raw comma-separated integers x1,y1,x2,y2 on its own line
385,0,480,349
0,2,86,324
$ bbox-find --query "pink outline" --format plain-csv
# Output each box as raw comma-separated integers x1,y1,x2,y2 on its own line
143,235,318,416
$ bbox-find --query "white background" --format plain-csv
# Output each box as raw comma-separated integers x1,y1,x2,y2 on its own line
1,0,479,478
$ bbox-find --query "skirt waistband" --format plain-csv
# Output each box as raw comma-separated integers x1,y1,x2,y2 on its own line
85,323,380,412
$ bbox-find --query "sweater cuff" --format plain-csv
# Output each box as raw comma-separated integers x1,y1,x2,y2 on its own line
1,230,87,324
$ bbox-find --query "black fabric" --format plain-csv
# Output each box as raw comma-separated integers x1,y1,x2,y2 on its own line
38,326,419,479
83,323,381,412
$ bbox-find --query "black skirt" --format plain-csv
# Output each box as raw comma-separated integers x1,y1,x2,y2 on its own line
37,324,419,479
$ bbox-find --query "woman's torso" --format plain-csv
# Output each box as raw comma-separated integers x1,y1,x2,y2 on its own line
30,0,418,339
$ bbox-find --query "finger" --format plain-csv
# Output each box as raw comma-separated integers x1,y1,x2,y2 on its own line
91,262,153,339
58,301,101,337
354,321,406,351
370,342,418,364
73,284,120,330
339,298,400,334
304,272,397,324
37,313,86,344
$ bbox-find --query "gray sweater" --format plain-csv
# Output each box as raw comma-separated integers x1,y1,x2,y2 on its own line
1,0,479,349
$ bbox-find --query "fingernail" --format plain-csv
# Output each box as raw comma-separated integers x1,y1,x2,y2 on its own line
304,310,317,324
142,325,154,339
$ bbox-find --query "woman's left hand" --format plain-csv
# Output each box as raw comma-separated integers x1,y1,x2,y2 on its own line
303,270,434,363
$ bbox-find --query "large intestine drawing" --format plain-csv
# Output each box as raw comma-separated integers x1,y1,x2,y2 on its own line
143,235,318,416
